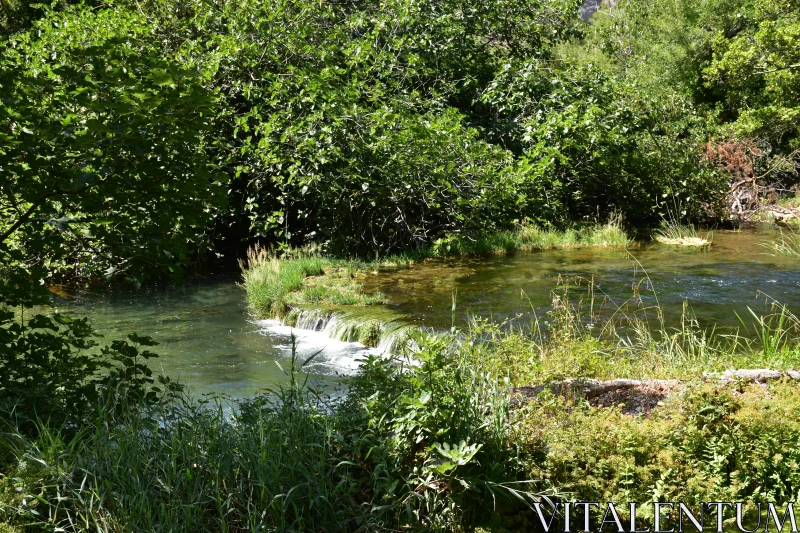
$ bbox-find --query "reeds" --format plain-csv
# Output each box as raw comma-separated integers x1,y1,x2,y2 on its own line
1,335,550,532
518,213,630,250
432,215,630,256
761,227,800,256
241,246,385,318
653,219,712,247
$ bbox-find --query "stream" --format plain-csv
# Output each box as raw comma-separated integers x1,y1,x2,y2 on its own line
53,227,800,397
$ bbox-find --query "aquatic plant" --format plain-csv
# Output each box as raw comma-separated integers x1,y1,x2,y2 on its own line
517,216,630,251
431,216,630,257
241,246,386,318
653,219,712,247
761,227,800,256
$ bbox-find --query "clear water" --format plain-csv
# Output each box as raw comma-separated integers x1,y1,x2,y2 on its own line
364,228,800,333
52,228,800,396
52,277,372,398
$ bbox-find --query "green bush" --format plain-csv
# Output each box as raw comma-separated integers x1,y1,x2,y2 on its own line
516,380,800,520
0,333,542,532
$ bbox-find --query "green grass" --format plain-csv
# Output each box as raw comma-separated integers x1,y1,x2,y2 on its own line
241,246,387,318
468,286,800,385
653,219,712,246
761,227,800,256
431,216,630,256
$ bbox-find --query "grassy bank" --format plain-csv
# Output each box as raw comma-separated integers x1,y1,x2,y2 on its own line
242,220,630,320
8,269,800,533
431,217,630,256
241,247,388,319
2,294,800,532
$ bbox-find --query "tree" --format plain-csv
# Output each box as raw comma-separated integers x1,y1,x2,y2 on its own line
0,5,220,428
0,5,224,284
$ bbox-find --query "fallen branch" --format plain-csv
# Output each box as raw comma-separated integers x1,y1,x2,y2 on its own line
712,368,800,383
513,378,679,401
513,369,800,402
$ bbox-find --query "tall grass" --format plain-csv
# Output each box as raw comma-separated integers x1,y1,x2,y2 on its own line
653,219,712,246
469,270,800,386
761,227,800,256
1,362,364,531
242,218,630,320
241,246,385,318
0,336,551,532
432,216,630,256
241,246,328,317
518,214,630,250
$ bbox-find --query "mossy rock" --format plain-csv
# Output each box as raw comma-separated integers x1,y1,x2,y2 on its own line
357,321,383,347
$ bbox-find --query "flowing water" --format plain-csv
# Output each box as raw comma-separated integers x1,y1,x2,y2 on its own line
363,228,800,333
51,279,371,398
53,227,800,397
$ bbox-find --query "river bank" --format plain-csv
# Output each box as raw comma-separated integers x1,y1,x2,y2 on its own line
3,291,800,532
4,226,800,531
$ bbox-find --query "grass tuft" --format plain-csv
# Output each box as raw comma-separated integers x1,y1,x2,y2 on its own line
241,246,386,319
432,215,630,256
653,219,712,247
761,227,800,256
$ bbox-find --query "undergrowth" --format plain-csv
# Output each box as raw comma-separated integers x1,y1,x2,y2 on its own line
0,336,550,532
6,261,800,531
3,294,800,531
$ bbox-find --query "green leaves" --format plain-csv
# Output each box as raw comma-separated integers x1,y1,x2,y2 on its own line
430,441,483,475
703,0,800,146
0,4,225,282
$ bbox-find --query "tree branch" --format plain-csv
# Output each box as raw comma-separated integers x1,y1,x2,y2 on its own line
0,175,112,243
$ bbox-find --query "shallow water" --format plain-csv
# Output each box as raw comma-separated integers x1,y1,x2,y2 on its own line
53,228,800,396
52,278,372,398
364,228,800,333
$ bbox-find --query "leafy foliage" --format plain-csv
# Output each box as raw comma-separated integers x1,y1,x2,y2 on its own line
0,303,177,432
0,5,224,282
0,334,541,532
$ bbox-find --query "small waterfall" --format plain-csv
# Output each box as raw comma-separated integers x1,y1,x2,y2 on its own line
284,307,419,353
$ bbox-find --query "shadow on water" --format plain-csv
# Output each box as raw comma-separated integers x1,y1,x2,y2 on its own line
50,276,366,398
